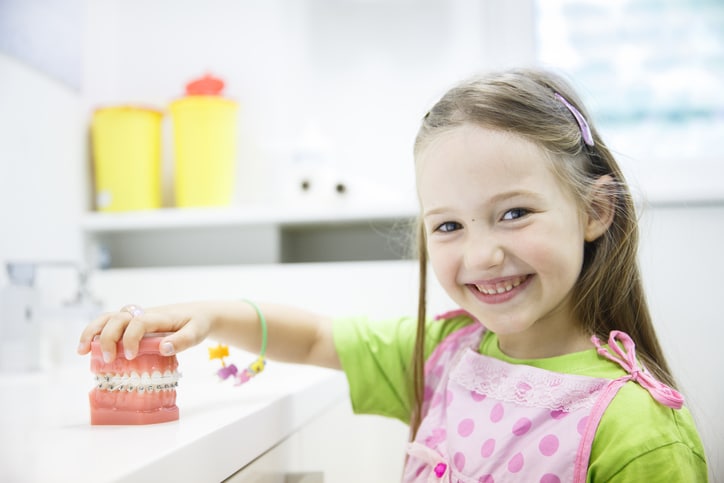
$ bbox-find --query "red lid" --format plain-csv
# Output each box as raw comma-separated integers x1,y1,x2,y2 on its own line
185,74,225,96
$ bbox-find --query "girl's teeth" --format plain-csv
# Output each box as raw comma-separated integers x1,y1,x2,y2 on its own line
476,276,525,294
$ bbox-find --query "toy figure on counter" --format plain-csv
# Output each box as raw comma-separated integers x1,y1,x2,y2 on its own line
208,343,266,385
78,68,708,481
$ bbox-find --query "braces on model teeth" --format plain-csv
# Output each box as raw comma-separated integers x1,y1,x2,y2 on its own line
94,371,180,393
475,276,527,295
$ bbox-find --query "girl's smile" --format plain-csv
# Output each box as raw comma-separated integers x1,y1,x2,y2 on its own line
467,273,533,304
417,124,597,358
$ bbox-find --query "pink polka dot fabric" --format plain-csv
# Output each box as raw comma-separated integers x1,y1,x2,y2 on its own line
403,324,616,483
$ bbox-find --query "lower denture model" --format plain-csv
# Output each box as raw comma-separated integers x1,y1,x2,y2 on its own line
89,334,180,425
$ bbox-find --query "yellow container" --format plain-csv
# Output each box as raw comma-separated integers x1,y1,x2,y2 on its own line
91,106,163,212
170,96,238,207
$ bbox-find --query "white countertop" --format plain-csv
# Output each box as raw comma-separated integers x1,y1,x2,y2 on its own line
0,345,347,482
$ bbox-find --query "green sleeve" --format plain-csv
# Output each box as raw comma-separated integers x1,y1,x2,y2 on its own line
602,443,708,482
332,314,473,424
588,383,708,481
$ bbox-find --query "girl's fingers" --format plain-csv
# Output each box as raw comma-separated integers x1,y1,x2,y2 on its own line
77,305,209,361
158,318,209,356
97,311,134,362
121,312,190,360
77,313,109,355
78,312,130,357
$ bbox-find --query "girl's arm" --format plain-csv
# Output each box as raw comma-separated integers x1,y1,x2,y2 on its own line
77,300,341,370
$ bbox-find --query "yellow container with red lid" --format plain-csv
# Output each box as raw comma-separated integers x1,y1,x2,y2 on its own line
91,106,163,212
170,74,238,207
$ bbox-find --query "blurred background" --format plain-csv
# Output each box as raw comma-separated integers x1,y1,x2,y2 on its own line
1,0,723,268
0,0,722,480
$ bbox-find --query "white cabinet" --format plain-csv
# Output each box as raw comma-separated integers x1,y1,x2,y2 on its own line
224,437,321,483
81,204,417,268
225,399,408,483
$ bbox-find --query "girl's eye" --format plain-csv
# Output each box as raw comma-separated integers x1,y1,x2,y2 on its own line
502,208,530,221
435,221,462,233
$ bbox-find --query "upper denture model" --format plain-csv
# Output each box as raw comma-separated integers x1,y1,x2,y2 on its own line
89,334,180,425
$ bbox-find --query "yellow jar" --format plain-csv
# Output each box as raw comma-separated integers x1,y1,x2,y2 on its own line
91,106,163,212
170,95,238,207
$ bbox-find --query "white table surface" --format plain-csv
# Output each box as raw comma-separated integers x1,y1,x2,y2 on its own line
0,345,347,483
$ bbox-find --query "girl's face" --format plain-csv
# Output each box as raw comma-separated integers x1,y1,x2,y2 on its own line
417,124,595,357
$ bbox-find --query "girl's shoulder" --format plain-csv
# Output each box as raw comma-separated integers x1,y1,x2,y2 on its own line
424,310,481,360
590,382,708,481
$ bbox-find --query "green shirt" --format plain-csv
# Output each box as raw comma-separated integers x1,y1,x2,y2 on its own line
333,314,708,482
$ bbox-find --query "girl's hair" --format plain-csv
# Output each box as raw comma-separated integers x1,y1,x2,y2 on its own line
408,67,676,438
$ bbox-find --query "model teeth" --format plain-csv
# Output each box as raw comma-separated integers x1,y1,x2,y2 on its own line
94,370,179,393
475,276,526,295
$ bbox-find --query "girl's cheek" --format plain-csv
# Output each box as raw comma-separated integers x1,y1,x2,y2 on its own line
428,247,458,286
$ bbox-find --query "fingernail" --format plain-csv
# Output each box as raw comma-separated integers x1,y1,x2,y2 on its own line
77,342,85,354
160,341,175,356
124,349,135,360
102,351,112,363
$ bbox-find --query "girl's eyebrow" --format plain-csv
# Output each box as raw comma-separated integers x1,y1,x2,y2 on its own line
488,189,543,204
423,190,543,218
422,207,452,218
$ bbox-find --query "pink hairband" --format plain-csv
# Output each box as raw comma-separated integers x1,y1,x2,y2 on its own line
554,93,595,147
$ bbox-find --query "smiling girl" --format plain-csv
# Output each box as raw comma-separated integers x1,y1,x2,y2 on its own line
79,68,707,481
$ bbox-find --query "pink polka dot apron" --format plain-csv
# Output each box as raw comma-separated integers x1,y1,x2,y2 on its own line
403,313,684,483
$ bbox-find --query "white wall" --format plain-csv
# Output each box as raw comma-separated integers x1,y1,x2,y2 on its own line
0,53,86,286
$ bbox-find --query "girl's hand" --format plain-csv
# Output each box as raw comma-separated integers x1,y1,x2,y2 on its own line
77,304,213,362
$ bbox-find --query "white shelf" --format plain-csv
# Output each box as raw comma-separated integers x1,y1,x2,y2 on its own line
81,202,419,268
80,202,418,232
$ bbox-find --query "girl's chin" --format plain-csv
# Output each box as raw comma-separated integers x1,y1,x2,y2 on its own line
460,311,534,336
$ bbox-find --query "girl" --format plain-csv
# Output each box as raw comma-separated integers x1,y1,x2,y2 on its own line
78,68,707,481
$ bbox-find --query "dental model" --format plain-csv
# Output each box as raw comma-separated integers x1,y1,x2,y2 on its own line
89,334,180,425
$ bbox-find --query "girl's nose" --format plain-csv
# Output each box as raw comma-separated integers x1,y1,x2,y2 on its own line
463,231,504,270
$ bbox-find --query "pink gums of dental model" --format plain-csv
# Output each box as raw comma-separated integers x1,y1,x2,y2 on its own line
89,334,180,425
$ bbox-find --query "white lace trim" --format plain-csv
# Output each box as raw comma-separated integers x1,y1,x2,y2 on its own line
449,349,609,412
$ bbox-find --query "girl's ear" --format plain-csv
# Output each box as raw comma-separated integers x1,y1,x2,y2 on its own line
584,175,616,242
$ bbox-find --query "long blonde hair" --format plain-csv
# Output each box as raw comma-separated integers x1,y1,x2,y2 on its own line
408,68,676,437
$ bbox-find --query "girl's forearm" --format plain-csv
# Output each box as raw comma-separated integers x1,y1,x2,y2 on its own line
160,300,341,369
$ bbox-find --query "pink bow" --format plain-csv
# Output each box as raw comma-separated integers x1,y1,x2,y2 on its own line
591,331,684,409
